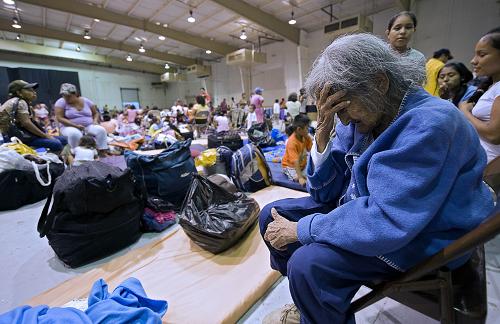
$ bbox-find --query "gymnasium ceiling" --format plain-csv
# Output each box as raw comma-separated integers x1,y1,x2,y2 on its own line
0,0,402,74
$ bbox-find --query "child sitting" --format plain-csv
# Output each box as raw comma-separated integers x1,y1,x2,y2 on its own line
281,114,312,187
71,135,98,166
246,104,258,130
148,116,161,136
213,111,230,133
100,113,119,134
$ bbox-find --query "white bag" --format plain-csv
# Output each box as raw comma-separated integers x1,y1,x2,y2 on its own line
0,147,53,186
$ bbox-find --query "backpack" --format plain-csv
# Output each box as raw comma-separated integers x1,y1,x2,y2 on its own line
37,161,143,268
230,144,272,192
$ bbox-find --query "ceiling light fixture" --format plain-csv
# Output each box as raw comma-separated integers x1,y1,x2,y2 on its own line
158,35,165,40
205,49,212,54
165,63,170,69
83,30,91,39
239,29,247,40
3,0,15,5
187,10,195,23
15,34,20,40
11,17,21,29
126,54,132,62
139,44,145,53
94,18,100,22
288,11,296,25
76,45,81,52
163,23,168,28
155,22,160,25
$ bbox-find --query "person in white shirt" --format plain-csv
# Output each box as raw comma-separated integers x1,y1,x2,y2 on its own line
214,111,230,133
171,99,184,117
273,99,280,119
34,103,50,127
459,27,500,162
70,135,98,166
286,92,301,119
246,104,258,130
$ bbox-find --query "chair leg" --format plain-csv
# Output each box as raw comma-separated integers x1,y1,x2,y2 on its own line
438,270,455,324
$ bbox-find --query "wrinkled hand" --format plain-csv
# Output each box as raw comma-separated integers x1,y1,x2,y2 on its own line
264,208,298,251
459,101,474,113
315,83,350,153
76,125,85,131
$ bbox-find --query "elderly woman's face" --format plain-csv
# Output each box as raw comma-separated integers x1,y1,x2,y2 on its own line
336,97,382,134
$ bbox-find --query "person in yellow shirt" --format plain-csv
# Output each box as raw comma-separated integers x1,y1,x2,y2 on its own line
424,48,453,96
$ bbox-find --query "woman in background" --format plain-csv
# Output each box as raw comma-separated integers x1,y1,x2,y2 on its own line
459,27,500,162
438,62,477,107
250,88,265,123
55,83,108,155
386,11,426,83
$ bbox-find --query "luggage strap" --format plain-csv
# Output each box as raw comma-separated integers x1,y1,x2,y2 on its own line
37,177,57,238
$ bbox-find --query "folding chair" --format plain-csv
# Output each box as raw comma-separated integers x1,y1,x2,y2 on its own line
350,159,500,323
194,110,210,138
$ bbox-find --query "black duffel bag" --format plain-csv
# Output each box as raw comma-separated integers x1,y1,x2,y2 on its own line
37,161,143,267
179,173,260,254
207,130,243,151
0,162,64,211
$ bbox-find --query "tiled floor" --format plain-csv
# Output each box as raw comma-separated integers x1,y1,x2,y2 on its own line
1,199,500,323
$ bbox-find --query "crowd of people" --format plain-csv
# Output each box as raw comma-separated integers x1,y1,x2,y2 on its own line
0,6,498,324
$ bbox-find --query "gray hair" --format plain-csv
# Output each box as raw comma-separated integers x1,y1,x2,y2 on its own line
304,33,425,116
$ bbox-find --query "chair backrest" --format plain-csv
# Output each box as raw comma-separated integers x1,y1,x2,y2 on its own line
195,110,209,119
396,203,500,283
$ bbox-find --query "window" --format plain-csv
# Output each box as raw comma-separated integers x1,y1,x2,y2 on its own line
121,88,140,109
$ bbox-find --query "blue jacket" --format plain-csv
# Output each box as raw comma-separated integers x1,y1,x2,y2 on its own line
297,86,494,271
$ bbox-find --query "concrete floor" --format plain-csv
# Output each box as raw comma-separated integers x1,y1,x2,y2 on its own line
1,198,500,323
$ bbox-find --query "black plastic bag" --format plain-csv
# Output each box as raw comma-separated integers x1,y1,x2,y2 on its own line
179,173,260,254
248,123,276,148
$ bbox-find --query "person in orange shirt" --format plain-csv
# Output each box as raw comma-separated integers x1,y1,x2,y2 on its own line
282,114,312,186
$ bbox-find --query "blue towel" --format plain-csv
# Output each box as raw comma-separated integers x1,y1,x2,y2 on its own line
0,278,168,324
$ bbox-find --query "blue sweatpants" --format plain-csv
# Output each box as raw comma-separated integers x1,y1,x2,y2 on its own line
259,196,401,324
28,136,67,152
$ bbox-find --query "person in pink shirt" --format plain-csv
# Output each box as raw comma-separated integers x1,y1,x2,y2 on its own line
125,104,137,123
250,87,265,123
200,88,211,104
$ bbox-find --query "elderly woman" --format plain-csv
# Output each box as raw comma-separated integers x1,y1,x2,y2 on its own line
54,83,108,154
259,34,494,324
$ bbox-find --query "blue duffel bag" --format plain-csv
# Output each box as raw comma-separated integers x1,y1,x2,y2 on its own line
125,139,196,208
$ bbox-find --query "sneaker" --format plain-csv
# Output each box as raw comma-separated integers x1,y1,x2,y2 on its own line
262,304,300,324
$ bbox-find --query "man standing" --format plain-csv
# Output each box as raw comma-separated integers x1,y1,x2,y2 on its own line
424,48,453,96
